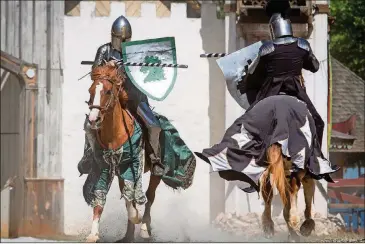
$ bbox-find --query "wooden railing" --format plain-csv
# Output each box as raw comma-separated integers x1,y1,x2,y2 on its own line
328,177,365,235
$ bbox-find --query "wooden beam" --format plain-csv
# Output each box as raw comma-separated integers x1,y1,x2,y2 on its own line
328,189,364,204
224,3,237,13
64,0,81,16
156,1,171,18
95,0,110,17
328,178,365,188
0,70,10,91
186,0,201,11
125,1,142,17
328,203,365,209
239,8,310,24
314,4,330,15
0,50,22,76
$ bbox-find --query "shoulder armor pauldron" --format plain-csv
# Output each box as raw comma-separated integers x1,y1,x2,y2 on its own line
273,36,297,45
98,43,110,54
259,41,275,56
297,38,310,52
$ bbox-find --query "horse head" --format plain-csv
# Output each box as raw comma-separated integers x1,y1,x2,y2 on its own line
87,64,128,130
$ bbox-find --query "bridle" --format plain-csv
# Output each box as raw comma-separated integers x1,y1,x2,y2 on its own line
87,78,124,129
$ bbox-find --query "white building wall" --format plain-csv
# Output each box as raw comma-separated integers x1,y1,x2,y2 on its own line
63,1,226,239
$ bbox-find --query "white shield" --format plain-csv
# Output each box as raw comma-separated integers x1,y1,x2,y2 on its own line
121,37,178,101
216,41,263,109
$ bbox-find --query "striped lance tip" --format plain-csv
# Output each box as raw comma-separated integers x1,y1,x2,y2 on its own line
80,60,188,68
119,61,188,68
200,53,227,58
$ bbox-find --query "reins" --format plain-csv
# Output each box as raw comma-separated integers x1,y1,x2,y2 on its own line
88,72,133,150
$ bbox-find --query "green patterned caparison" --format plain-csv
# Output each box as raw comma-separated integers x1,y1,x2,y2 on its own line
90,121,147,208
80,112,196,207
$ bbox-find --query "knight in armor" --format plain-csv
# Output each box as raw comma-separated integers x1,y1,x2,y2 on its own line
240,1,325,147
85,15,165,176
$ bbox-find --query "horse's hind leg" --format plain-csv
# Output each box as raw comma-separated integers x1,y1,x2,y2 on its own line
299,176,315,237
260,172,275,239
86,205,103,242
139,174,161,239
283,176,301,242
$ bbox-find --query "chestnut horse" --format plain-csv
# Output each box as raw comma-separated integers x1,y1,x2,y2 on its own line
85,64,161,242
260,144,315,242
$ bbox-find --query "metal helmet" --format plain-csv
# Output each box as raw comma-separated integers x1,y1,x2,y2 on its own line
268,13,293,39
111,15,132,51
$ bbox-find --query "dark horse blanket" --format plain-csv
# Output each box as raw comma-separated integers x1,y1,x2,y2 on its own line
195,95,339,193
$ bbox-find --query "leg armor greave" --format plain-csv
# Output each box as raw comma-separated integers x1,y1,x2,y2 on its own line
136,102,164,175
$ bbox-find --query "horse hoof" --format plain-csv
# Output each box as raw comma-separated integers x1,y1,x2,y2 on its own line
262,220,275,239
290,215,300,229
86,234,100,243
300,219,315,237
139,223,151,239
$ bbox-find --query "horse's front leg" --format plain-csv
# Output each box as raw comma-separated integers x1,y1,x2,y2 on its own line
116,179,138,243
299,176,315,237
260,171,275,239
139,174,161,239
86,205,103,242
283,176,301,242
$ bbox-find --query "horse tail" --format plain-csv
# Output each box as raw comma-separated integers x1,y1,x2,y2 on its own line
262,143,289,206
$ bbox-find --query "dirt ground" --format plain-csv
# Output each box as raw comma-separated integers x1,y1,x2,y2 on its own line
2,231,364,243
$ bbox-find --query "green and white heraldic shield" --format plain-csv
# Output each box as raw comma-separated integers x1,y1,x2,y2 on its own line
122,37,178,101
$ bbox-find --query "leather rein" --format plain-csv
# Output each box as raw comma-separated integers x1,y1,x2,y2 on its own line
88,78,131,149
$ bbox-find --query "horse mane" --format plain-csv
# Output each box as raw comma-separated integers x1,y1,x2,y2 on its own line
91,65,125,84
91,65,129,108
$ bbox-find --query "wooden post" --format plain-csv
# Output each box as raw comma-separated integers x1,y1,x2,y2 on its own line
1,188,11,238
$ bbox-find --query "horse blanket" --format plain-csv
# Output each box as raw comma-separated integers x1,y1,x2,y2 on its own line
81,119,146,207
79,112,196,207
195,95,339,193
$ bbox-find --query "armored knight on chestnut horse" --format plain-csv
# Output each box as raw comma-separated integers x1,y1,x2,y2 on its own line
78,16,196,242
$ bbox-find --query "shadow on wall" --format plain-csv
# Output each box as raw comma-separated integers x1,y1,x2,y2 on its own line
199,3,226,223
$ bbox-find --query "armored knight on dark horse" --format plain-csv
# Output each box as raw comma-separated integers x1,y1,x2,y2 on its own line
196,0,339,241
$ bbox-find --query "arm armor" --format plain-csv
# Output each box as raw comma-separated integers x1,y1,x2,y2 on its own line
92,44,110,69
297,38,319,73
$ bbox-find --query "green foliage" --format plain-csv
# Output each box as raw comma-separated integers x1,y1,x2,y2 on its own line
140,56,165,83
330,0,365,79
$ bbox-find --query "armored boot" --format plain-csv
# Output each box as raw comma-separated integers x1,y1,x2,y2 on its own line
137,102,165,176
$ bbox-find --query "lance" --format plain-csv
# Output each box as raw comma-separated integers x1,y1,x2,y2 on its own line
78,59,188,80
199,53,227,58
80,60,188,68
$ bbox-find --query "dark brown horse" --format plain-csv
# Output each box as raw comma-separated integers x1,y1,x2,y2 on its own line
85,64,161,242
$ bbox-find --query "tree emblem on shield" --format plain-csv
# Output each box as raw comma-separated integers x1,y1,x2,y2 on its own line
121,37,178,101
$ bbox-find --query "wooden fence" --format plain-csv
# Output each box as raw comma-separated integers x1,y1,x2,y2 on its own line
328,177,365,235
